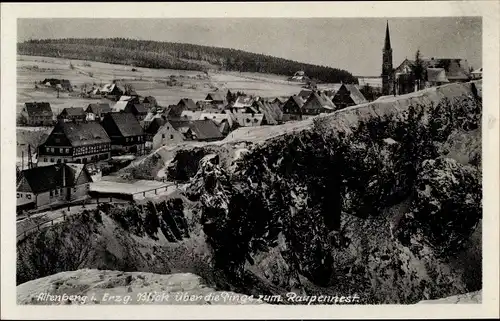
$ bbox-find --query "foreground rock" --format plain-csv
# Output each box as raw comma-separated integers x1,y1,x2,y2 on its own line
17,269,264,305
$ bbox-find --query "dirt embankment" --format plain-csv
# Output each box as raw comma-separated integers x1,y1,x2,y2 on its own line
18,81,482,304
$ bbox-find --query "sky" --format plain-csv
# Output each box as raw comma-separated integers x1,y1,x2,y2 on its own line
17,17,482,76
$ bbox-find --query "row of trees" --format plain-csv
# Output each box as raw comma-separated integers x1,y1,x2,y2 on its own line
19,38,358,84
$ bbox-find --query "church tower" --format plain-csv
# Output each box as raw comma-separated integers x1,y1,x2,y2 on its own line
381,21,393,95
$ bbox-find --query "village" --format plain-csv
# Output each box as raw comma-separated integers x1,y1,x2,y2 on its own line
15,22,481,219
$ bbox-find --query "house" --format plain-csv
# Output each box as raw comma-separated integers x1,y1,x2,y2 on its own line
199,111,234,128
38,120,111,165
145,116,167,142
254,101,283,125
100,83,124,98
57,107,86,123
426,68,450,87
298,89,313,101
233,113,264,127
232,96,255,109
17,163,92,211
126,104,148,121
471,67,482,80
302,92,336,115
85,103,112,121
21,102,54,126
282,95,305,121
170,120,224,142
42,78,73,92
291,71,308,82
205,92,226,105
425,58,470,83
331,84,368,110
142,96,158,109
177,98,198,111
112,95,141,112
143,112,162,128
101,113,146,155
271,97,286,107
152,121,185,150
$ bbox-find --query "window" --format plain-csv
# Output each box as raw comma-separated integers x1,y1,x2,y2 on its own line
27,194,31,200
64,159,68,163
167,126,169,130
50,190,53,197
73,187,77,192
44,158,47,162
170,135,174,139
57,159,61,164
246,118,250,123
162,134,165,139
17,193,20,199
55,189,59,196
50,158,54,163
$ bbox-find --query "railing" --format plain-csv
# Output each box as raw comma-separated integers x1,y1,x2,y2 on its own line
16,197,129,243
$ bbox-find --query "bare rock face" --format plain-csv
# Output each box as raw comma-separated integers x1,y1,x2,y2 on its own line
17,269,265,305
187,82,483,303
398,157,482,256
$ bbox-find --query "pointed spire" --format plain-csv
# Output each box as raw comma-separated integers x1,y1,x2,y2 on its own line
384,20,391,50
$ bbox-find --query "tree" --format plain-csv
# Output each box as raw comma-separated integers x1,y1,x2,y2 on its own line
412,49,425,90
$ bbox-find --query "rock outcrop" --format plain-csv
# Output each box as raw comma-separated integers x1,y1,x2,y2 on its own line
17,269,264,305
18,81,483,304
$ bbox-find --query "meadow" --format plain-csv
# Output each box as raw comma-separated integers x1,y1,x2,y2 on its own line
17,55,316,115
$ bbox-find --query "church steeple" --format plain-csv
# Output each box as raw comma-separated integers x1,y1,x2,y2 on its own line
384,20,391,50
382,20,394,96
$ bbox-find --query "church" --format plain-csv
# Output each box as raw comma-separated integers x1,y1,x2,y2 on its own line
381,21,472,96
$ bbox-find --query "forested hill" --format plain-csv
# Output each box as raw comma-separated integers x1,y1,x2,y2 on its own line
18,38,358,84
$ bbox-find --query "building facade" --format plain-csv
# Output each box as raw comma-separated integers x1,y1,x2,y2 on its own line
38,121,111,165
101,113,146,155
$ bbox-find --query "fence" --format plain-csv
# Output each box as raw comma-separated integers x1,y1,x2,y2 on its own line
16,197,129,243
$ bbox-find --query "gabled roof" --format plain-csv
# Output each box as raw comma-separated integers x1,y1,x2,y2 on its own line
427,68,449,83
24,102,53,117
289,95,305,108
101,83,118,93
255,101,283,125
170,120,223,141
233,113,264,127
343,84,368,105
56,121,111,147
86,103,112,115
298,89,313,100
304,92,336,110
60,107,85,117
206,92,225,102
145,117,167,135
133,104,148,114
105,113,144,137
178,98,197,111
17,163,89,194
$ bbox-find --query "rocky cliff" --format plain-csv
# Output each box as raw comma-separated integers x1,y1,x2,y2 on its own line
18,81,482,304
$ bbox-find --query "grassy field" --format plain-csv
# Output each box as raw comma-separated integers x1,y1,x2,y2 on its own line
17,55,317,115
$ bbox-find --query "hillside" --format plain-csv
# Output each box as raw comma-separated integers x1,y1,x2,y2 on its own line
18,38,358,84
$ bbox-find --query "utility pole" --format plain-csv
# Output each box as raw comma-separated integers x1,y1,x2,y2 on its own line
21,150,24,170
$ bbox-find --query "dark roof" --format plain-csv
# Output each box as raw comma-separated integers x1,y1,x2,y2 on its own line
170,120,223,141
86,103,112,114
343,84,368,105
179,98,197,110
59,121,111,146
427,68,449,83
24,102,53,117
206,92,225,101
18,163,86,193
142,96,157,105
384,21,391,50
145,117,167,135
298,89,312,99
60,107,85,117
133,104,148,114
306,92,336,109
291,95,305,107
255,101,283,125
106,113,144,137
